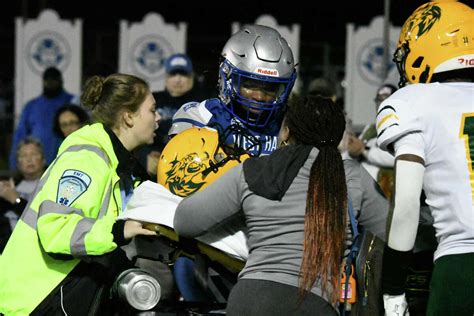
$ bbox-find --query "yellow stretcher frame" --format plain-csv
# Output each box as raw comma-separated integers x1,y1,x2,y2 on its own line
144,223,245,272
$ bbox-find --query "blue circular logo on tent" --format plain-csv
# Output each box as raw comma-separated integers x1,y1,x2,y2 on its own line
357,38,397,85
26,31,71,75
131,35,174,80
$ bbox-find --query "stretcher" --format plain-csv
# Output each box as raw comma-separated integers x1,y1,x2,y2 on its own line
119,180,248,267
117,180,247,311
142,223,245,272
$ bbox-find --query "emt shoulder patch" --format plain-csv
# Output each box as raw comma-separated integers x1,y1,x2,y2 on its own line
56,169,92,206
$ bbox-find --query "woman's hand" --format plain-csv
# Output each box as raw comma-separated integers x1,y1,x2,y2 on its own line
146,151,161,177
347,135,365,158
0,179,19,204
124,220,157,239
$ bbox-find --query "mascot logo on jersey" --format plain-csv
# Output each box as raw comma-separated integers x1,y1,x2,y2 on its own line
402,3,441,41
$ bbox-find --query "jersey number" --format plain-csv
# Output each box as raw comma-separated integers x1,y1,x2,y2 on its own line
460,113,474,199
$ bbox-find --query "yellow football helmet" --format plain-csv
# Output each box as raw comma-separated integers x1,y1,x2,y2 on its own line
157,127,250,197
394,1,474,86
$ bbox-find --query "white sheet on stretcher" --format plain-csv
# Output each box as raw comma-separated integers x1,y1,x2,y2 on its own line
118,180,249,261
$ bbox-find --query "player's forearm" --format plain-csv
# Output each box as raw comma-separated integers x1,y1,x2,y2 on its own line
387,203,420,251
387,159,424,251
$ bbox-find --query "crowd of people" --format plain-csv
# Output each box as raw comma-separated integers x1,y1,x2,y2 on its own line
0,1,473,315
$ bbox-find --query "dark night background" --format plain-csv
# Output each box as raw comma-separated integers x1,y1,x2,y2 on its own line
0,0,436,91
0,0,470,168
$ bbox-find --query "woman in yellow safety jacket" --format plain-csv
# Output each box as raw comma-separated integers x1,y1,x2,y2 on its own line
0,73,161,315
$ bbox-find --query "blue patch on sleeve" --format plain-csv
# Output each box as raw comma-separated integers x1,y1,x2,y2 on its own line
182,101,199,112
56,170,92,206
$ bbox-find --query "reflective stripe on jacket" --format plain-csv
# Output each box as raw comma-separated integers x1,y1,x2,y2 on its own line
0,123,123,315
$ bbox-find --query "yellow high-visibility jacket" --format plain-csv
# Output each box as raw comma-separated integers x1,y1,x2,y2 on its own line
0,123,131,315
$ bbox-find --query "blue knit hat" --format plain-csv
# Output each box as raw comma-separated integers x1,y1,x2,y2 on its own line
165,53,193,74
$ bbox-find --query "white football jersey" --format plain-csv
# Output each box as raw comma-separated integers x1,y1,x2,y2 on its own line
376,82,474,260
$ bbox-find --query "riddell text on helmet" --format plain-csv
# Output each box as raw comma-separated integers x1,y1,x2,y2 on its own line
255,68,279,76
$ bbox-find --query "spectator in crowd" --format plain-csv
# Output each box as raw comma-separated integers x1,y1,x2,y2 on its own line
0,73,159,315
377,2,474,315
137,53,213,177
9,67,76,169
53,103,90,139
0,137,46,252
168,24,297,159
347,83,397,200
174,95,388,315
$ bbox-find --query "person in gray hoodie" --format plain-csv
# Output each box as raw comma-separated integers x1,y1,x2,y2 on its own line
174,95,388,315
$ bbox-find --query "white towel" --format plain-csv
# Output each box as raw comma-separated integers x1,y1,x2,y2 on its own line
119,180,249,261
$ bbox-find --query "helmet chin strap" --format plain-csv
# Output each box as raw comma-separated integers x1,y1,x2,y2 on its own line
202,123,261,177
203,155,234,176
217,123,262,157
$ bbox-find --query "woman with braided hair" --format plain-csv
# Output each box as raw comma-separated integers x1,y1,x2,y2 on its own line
174,95,349,315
